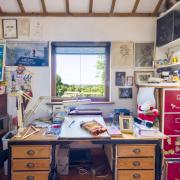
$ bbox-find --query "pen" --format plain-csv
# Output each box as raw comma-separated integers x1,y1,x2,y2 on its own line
68,120,75,128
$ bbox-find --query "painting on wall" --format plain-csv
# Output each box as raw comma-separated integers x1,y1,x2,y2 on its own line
134,71,154,85
6,41,49,66
111,42,134,68
134,42,154,68
115,72,126,86
119,88,132,98
0,43,5,81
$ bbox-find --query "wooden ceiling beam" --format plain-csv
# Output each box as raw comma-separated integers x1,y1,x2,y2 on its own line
41,0,47,13
17,0,25,13
0,12,155,17
110,0,116,14
132,0,140,13
66,0,70,14
89,0,93,14
0,6,3,13
153,0,164,15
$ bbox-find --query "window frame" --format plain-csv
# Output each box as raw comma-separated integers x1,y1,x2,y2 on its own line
51,42,110,102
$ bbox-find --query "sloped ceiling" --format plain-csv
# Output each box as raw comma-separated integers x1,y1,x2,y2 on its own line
0,0,166,17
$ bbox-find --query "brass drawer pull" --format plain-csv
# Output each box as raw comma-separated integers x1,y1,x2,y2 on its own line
132,161,140,166
27,176,35,180
133,173,141,179
26,163,35,168
27,150,35,156
132,148,141,154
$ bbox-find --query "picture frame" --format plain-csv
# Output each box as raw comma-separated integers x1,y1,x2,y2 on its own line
134,71,154,85
6,41,49,66
115,72,126,86
134,42,154,68
126,76,134,86
0,43,5,81
2,19,17,39
119,115,133,134
119,88,132,98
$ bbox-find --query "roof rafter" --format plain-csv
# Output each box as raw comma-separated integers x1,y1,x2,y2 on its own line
66,0,70,14
89,0,93,14
110,0,116,14
132,0,140,13
17,0,25,13
153,0,164,15
41,0,47,13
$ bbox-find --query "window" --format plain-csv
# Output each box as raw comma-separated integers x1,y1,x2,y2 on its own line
51,42,110,101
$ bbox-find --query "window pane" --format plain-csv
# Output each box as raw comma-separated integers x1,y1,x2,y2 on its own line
56,54,105,98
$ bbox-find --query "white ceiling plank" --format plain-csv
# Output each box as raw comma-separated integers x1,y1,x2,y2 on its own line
93,0,112,13
44,0,66,12
69,0,89,13
114,0,134,13
22,0,42,12
0,0,20,12
137,0,158,12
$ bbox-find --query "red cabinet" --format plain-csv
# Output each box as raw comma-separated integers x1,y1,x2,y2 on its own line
166,161,180,180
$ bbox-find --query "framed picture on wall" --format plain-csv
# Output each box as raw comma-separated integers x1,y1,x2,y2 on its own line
2,19,17,39
6,41,49,66
126,76,134,86
115,72,126,86
134,71,154,85
0,43,5,81
119,88,132,98
134,42,154,68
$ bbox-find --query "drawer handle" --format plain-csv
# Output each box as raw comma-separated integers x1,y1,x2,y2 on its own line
132,148,141,154
27,176,35,180
132,161,140,166
133,174,141,179
27,150,35,156
26,163,35,168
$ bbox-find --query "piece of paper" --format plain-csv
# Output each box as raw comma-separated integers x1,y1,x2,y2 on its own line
18,19,30,37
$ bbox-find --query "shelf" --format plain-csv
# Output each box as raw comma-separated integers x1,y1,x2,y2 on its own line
157,38,180,50
137,82,180,88
158,1,180,19
155,62,180,69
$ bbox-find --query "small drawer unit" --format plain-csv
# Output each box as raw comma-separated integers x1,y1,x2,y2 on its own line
116,144,155,180
11,145,51,180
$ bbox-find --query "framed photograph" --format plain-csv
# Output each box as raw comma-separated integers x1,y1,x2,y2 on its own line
134,42,154,68
134,71,154,85
115,72,126,86
119,88,132,98
2,19,17,39
0,43,5,81
126,76,133,86
111,42,133,68
119,115,133,134
6,41,49,66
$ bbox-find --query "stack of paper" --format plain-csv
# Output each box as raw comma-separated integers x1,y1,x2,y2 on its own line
107,125,122,137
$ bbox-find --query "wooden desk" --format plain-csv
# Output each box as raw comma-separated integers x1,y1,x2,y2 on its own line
8,128,163,180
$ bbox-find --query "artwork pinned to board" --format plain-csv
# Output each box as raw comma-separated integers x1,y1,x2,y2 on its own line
111,42,134,68
134,42,154,68
6,65,33,95
134,71,154,85
0,43,5,81
2,19,18,39
6,41,49,66
119,88,132,98
115,72,126,86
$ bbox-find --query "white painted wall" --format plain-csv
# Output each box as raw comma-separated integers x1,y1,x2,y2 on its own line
6,17,156,118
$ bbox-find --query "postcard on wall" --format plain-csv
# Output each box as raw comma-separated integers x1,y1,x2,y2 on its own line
6,41,49,66
30,20,43,38
111,42,133,68
0,43,5,81
134,42,154,68
18,19,30,37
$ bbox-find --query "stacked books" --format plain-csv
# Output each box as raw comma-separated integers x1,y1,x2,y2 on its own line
107,125,122,137
133,123,159,137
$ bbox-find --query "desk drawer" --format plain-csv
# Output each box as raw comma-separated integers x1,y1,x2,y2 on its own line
12,145,51,158
117,145,155,157
12,171,49,180
12,159,50,171
117,170,154,180
117,158,154,170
